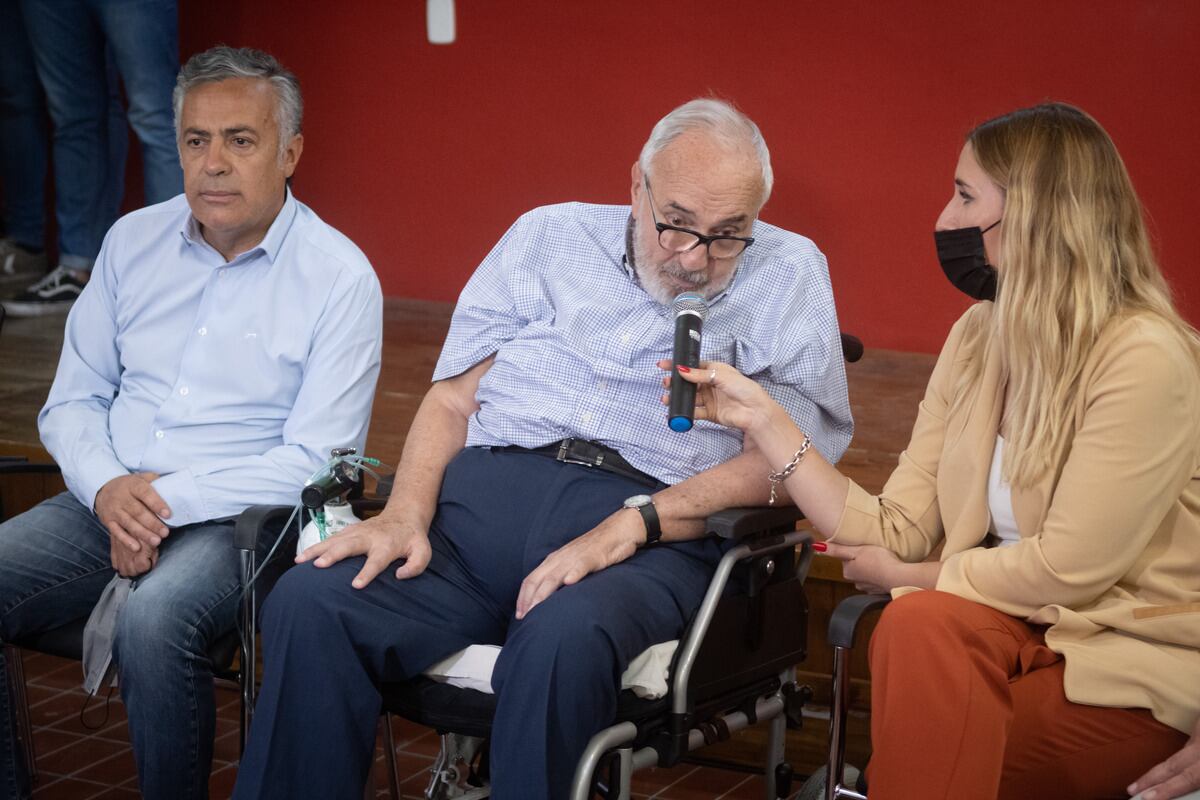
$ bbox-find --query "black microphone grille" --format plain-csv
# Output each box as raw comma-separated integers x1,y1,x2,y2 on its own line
672,292,709,320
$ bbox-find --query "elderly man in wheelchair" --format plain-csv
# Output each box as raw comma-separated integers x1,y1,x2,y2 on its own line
232,97,854,800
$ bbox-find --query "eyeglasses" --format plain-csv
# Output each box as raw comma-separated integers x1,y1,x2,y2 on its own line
643,178,755,260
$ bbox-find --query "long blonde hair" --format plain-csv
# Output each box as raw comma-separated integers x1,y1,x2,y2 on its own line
953,103,1200,486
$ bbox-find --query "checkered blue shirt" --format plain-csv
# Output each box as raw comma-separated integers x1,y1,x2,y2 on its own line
433,203,852,485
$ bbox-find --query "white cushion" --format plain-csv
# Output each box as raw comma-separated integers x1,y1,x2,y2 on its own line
422,640,680,700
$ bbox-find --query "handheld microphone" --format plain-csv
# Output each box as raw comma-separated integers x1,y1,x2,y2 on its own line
668,292,709,432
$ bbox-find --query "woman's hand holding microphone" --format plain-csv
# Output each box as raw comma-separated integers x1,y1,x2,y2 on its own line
661,359,938,593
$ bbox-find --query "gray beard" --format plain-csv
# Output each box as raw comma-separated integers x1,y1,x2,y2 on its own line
625,215,736,306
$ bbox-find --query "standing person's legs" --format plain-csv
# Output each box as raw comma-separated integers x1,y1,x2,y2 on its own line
112,515,277,800
18,0,125,272
97,0,181,204
0,0,49,289
0,493,117,800
99,52,128,240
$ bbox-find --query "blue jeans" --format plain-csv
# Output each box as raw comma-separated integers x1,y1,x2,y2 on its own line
19,0,181,269
0,0,47,249
0,492,262,800
234,448,722,800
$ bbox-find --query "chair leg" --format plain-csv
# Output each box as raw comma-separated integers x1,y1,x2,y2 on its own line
238,548,257,754
4,645,37,786
381,713,402,800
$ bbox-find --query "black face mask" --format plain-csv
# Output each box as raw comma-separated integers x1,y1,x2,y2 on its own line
934,219,1000,301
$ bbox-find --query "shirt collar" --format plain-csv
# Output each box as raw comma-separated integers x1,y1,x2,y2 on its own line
180,186,298,265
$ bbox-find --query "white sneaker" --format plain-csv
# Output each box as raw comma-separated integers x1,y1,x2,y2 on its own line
2,265,88,317
0,238,48,297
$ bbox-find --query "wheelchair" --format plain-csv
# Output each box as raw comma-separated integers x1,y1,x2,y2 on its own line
236,484,817,800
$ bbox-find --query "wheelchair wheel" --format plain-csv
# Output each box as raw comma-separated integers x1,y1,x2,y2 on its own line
796,766,827,800
795,764,862,800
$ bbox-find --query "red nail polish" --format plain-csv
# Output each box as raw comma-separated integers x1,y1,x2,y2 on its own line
676,365,691,373
812,541,828,552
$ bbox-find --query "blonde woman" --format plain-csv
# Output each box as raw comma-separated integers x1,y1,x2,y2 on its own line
668,103,1200,799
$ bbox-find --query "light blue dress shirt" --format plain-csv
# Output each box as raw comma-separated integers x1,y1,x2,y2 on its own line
433,203,853,485
39,191,383,527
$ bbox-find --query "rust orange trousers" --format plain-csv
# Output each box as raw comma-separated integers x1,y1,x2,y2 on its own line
865,590,1186,800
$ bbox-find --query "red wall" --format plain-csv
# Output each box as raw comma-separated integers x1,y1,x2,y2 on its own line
181,1,1200,353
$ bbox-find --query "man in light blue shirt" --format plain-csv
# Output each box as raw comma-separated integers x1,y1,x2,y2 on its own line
236,99,850,800
0,47,381,799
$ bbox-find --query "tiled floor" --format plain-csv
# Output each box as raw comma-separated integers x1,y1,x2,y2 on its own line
16,649,803,799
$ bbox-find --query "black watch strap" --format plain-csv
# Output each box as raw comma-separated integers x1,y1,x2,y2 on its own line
637,501,662,546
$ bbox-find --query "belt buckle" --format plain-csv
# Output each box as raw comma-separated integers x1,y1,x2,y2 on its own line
556,438,604,469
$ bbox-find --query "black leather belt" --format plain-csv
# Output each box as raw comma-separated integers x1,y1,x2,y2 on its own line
500,438,662,488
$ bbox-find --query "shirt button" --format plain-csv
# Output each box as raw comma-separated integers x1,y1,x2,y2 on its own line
581,412,593,423
621,334,631,344
155,430,165,439
179,386,190,396
597,381,607,391
197,327,207,336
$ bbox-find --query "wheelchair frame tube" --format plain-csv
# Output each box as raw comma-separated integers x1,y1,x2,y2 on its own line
568,694,788,800
826,645,866,800
766,667,793,797
569,721,638,800
616,747,633,798
239,548,257,751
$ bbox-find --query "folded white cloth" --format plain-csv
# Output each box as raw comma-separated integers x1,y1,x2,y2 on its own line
423,640,680,700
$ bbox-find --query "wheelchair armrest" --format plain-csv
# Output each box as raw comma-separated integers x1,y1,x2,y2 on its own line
350,496,388,516
828,593,891,650
233,504,297,551
704,506,805,540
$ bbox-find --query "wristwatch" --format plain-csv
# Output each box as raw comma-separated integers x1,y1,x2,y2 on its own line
623,494,661,546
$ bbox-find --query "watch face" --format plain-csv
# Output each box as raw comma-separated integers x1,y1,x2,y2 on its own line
624,494,652,509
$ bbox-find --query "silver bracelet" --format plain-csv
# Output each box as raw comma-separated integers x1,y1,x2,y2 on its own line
767,433,812,506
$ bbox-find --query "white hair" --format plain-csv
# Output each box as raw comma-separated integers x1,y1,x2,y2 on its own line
173,46,302,157
638,98,773,206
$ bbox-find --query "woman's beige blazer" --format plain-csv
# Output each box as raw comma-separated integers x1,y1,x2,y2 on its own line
831,304,1200,733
